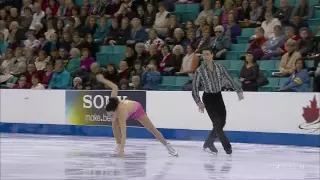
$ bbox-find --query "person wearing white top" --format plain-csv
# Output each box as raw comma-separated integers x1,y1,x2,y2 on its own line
153,2,170,35
0,20,9,41
44,21,56,41
29,3,45,30
31,74,46,89
261,12,281,39
24,33,41,49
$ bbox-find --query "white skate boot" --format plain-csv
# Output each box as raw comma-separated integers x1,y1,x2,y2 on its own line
165,143,178,157
111,144,120,157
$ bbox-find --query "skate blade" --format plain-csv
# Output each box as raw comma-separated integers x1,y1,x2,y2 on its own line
203,148,218,155
169,152,179,157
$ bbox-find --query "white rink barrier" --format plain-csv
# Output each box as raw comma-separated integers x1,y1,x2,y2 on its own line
0,90,319,147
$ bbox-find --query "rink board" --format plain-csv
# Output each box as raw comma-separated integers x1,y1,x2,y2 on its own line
0,123,319,147
0,90,319,147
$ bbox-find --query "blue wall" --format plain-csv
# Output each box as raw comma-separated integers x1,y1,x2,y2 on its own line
1,123,319,147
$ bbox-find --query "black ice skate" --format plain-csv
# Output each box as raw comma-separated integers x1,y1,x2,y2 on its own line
203,142,218,154
225,148,232,155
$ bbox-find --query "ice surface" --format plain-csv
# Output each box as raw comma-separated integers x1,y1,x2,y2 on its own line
0,133,319,180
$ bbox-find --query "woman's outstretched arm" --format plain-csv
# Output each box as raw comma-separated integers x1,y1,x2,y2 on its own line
96,74,118,97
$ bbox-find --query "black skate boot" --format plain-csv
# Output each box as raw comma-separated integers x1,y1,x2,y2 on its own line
203,142,218,154
225,148,232,155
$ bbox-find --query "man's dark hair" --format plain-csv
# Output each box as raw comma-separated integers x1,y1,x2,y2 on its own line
105,97,120,112
202,48,213,54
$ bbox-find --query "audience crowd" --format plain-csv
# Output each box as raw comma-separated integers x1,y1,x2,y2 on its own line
0,0,319,92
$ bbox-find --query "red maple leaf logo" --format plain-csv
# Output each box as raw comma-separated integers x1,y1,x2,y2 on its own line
302,96,320,123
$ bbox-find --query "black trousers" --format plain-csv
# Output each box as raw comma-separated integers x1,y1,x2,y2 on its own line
202,92,231,150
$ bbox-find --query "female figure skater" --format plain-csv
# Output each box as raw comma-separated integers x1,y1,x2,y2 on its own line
90,63,178,157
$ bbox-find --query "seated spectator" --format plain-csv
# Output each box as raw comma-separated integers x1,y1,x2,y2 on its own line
7,7,21,23
298,28,313,57
24,32,41,50
31,73,45,89
0,20,8,41
221,0,238,25
239,53,259,91
56,20,65,40
0,49,14,83
211,15,221,37
71,33,84,49
7,35,19,51
109,17,132,45
35,50,50,71
8,21,25,43
131,60,144,77
195,26,212,54
78,33,99,60
167,15,182,40
153,2,170,35
135,43,148,65
42,33,60,55
279,39,301,76
29,3,45,30
103,18,119,45
261,12,281,39
34,23,45,41
41,7,57,29
10,48,27,75
124,46,136,68
59,48,70,65
12,75,30,89
66,48,81,73
127,18,148,45
71,48,94,79
238,0,251,26
279,26,300,56
145,44,160,66
274,0,293,26
60,33,72,52
44,20,56,41
144,3,156,29
211,25,232,60
248,27,268,59
136,6,145,25
177,45,199,77
195,0,214,26
195,16,208,38
42,62,54,88
119,78,129,90
212,0,223,16
82,16,97,37
166,28,187,46
130,75,141,90
21,0,34,16
118,60,131,80
185,29,197,48
71,77,82,89
158,44,173,73
259,0,278,22
93,16,108,42
290,16,308,35
248,0,263,27
24,48,36,64
259,25,286,60
145,29,164,51
223,14,241,43
19,7,33,31
48,60,71,89
103,63,119,84
165,45,184,75
291,0,313,21
278,58,309,92
141,64,161,90
0,32,8,57
26,63,39,83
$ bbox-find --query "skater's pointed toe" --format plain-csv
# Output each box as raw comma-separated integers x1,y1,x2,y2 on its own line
225,148,232,155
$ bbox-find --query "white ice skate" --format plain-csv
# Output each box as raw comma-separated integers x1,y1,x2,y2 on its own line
111,144,120,157
165,143,179,157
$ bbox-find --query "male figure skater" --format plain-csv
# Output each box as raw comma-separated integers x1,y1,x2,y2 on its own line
192,48,244,155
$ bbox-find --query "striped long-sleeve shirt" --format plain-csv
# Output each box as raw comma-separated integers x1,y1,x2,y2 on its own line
192,62,242,105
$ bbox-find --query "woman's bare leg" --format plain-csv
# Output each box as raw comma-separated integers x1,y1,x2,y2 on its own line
138,115,167,145
112,120,121,144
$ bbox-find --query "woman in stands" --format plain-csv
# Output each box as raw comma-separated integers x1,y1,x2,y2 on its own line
90,63,178,158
